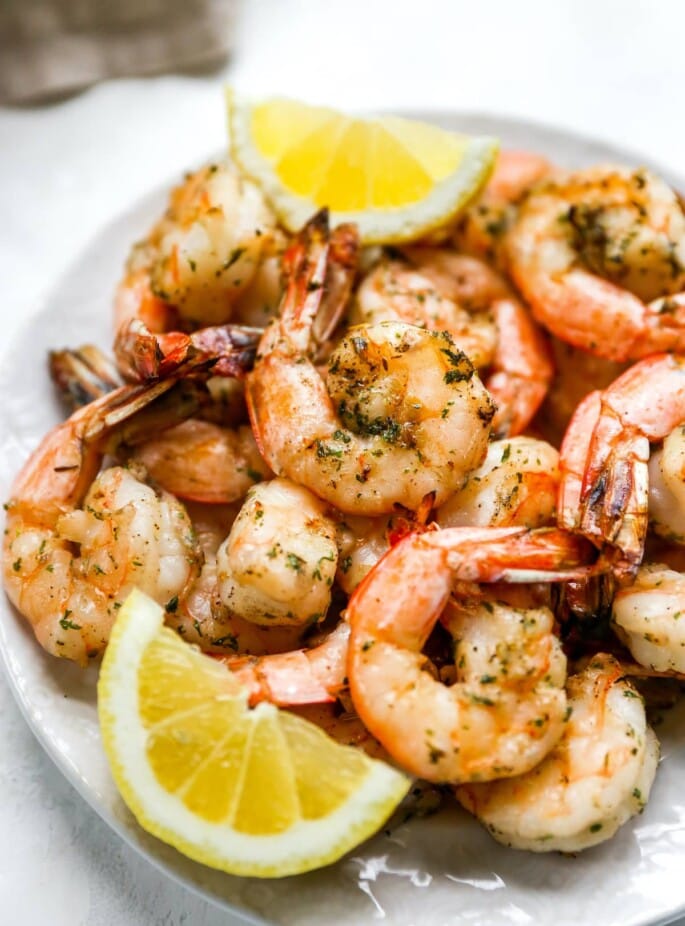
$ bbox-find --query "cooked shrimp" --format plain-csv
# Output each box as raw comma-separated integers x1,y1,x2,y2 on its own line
217,619,349,707
347,526,594,783
163,500,305,658
558,354,685,573
535,336,628,447
355,249,553,437
437,437,559,529
335,515,392,595
216,478,339,626
612,563,685,672
453,149,553,269
507,165,685,361
114,160,277,331
3,384,200,665
130,419,271,504
457,655,659,852
248,213,495,515
353,257,497,369
648,425,685,542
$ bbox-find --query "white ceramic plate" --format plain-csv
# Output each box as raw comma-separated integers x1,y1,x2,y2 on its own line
3,112,685,926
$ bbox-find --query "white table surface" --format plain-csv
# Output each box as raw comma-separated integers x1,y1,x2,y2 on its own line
2,1,685,923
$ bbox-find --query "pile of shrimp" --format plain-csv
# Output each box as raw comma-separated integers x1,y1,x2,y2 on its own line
8,149,685,858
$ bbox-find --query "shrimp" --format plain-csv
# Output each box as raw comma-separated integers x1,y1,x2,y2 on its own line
347,526,594,783
507,165,685,361
3,383,201,665
247,212,495,515
558,354,685,574
129,419,271,504
114,160,278,332
452,149,553,269
217,619,350,707
353,257,497,369
612,563,685,672
48,341,271,505
648,424,685,543
457,655,659,852
534,336,628,447
215,477,339,626
355,249,553,437
437,437,559,530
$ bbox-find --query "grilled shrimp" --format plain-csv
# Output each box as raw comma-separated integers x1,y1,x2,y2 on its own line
453,149,553,269
247,212,495,515
3,383,200,664
114,160,278,331
216,478,339,626
612,563,685,672
355,249,553,437
347,526,593,783
437,437,559,529
457,655,659,852
507,165,685,361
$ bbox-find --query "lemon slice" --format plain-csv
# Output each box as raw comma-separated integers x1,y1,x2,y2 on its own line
98,589,410,877
227,91,499,243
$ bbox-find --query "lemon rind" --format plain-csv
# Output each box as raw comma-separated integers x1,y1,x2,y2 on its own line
228,92,499,244
98,590,410,878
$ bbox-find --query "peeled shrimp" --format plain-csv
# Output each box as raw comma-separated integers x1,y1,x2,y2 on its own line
453,149,553,269
507,165,685,361
3,384,200,664
130,418,271,504
114,160,277,332
457,655,659,852
247,212,495,515
437,437,559,530
355,249,553,437
347,526,593,783
612,563,685,672
216,477,339,626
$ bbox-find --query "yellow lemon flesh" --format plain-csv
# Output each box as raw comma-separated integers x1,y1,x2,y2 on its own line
228,92,499,243
98,589,410,877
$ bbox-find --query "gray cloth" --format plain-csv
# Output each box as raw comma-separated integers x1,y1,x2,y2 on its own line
0,0,238,104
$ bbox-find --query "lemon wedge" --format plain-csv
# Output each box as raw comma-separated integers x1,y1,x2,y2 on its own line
98,589,410,877
227,91,499,243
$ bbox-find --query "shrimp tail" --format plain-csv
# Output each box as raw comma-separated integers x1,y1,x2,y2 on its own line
217,621,350,707
114,318,261,383
49,345,122,410
578,410,650,577
435,526,598,583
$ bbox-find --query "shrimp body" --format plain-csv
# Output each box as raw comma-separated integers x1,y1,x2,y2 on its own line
115,161,277,330
457,656,659,852
353,258,497,369
453,149,553,269
130,419,271,504
508,166,685,361
648,425,685,542
355,249,552,437
437,437,559,530
612,563,685,672
216,478,338,626
248,213,495,515
347,526,592,783
0,374,248,663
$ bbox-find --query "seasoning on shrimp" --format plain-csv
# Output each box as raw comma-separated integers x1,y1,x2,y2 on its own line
456,655,659,852
507,165,685,361
247,211,496,516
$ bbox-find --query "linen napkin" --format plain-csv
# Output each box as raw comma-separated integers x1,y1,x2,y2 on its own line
0,0,238,104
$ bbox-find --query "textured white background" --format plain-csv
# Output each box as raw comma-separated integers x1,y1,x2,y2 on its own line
2,1,685,923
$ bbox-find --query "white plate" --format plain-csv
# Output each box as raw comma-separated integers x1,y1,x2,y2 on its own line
3,112,685,926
